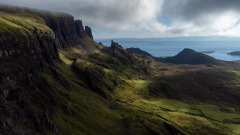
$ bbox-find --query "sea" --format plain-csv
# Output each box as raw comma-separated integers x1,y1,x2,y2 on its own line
96,37,240,61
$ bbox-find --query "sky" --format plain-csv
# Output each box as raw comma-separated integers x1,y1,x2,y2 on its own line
1,0,240,39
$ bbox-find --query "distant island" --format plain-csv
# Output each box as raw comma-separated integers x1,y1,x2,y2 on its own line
228,51,240,56
157,48,220,65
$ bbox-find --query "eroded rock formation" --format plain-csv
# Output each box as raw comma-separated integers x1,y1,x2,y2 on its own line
0,6,94,134
75,20,86,38
85,26,94,39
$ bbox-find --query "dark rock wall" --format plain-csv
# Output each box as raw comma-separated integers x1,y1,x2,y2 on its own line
0,12,94,74
0,30,58,65
41,13,93,48
0,11,94,134
85,26,94,40
0,29,60,134
75,20,86,38
41,13,79,48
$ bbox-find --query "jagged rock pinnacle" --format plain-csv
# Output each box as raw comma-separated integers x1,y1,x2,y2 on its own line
75,20,86,38
85,26,93,39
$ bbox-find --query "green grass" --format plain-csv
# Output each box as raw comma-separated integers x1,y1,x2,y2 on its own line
40,68,122,135
37,41,240,135
0,10,52,35
114,79,240,134
225,124,240,134
42,47,191,134
127,80,151,96
59,52,73,65
35,43,240,135
196,104,240,122
6,10,237,134
81,37,102,49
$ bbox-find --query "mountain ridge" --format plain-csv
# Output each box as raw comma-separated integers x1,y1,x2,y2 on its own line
0,6,100,134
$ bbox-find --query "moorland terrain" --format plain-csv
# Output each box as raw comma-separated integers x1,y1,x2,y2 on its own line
1,5,240,135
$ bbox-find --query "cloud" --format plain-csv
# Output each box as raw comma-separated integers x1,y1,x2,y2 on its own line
161,0,240,36
1,0,240,38
164,0,240,20
0,0,163,31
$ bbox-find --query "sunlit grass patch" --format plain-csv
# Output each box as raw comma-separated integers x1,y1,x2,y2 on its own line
146,99,201,115
59,52,73,65
225,124,240,134
0,11,52,34
196,104,240,122
126,79,151,96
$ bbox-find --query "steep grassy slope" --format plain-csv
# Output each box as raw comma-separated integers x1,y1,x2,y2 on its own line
40,65,122,135
36,40,180,135
38,40,240,135
0,6,53,35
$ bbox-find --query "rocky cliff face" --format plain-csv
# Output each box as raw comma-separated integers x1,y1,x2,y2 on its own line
85,26,94,40
0,6,95,69
0,6,95,134
42,13,79,48
0,29,60,134
41,13,94,48
75,20,86,38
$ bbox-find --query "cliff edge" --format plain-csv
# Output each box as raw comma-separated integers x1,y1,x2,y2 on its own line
0,6,96,134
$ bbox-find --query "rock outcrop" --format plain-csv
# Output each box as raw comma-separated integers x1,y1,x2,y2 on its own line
110,40,124,50
75,20,86,38
101,40,139,70
228,51,240,56
85,26,94,39
0,6,95,134
126,47,153,58
41,13,89,48
42,13,79,48
0,27,60,135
